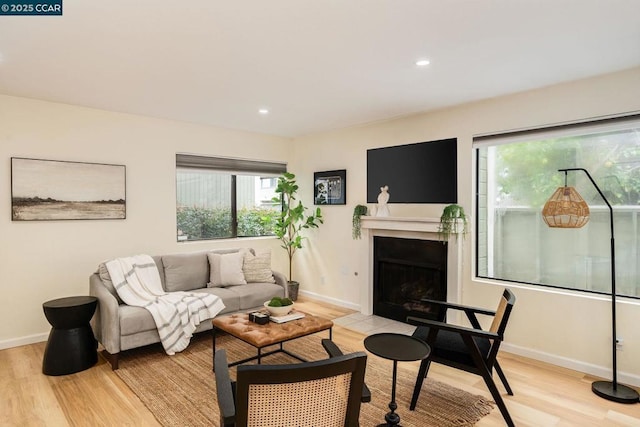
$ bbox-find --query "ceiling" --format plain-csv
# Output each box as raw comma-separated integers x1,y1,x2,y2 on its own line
1,1,639,138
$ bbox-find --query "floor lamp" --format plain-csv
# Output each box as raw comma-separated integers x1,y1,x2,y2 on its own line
542,168,639,404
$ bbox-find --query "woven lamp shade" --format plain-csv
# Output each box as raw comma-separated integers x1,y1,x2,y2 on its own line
542,186,590,228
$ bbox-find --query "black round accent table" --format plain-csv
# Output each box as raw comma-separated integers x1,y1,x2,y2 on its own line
364,333,430,427
42,296,98,376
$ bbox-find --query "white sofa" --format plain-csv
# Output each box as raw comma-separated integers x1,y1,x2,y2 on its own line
89,248,286,369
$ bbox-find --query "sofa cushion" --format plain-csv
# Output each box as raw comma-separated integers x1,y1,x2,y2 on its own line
243,249,276,283
119,288,239,336
162,252,209,292
119,304,157,336
207,251,247,287
227,282,286,310
193,287,240,314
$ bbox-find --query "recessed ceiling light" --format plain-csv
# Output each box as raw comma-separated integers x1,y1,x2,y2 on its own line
416,59,430,67
258,109,269,115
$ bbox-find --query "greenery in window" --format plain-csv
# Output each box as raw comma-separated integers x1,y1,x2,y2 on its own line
495,139,578,207
177,207,232,239
495,134,640,207
175,169,281,241
177,206,278,240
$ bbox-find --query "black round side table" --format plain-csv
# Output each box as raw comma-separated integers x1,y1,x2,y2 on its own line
364,333,431,427
42,296,98,376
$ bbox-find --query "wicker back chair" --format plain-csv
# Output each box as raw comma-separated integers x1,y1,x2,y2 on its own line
407,288,516,427
214,346,368,427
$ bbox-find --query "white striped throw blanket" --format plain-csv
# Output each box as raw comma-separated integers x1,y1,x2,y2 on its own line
105,254,225,355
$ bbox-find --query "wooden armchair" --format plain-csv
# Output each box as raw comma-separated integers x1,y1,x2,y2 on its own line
321,339,372,403
214,341,368,427
407,288,516,427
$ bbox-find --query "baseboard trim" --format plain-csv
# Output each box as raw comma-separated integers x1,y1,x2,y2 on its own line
0,333,48,350
298,290,360,311
502,342,640,388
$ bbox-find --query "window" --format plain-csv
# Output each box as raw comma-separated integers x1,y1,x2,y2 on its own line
176,154,285,241
261,177,277,189
475,114,640,298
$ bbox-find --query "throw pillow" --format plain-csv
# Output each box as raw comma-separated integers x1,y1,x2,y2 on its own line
243,249,276,283
162,252,209,292
208,251,247,287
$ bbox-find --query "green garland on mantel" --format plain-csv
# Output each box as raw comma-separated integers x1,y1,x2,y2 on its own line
352,204,368,239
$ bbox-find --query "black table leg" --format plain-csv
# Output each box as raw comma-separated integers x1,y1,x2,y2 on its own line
212,326,217,371
377,360,401,427
364,333,430,427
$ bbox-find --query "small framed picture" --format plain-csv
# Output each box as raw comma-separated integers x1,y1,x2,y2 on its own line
314,169,346,205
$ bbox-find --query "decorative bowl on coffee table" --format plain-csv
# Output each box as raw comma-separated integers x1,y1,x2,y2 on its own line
264,301,294,317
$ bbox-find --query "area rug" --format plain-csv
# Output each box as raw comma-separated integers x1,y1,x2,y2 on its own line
115,333,494,427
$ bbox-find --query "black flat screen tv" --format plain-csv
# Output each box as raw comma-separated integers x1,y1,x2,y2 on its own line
367,138,457,204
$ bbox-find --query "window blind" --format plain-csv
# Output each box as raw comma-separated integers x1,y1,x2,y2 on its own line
176,154,286,175
472,112,640,149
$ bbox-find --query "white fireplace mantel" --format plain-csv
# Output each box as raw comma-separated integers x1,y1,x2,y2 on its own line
361,216,442,233
360,216,463,318
361,216,466,234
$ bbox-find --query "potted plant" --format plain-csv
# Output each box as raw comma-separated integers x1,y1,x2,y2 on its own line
438,204,468,242
352,204,368,239
263,172,323,300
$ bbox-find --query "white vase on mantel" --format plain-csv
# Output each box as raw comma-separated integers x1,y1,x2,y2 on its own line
375,185,390,217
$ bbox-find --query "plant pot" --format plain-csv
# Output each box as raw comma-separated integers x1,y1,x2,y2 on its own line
263,300,295,317
287,281,300,301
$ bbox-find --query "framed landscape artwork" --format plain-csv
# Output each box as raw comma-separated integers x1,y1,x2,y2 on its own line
11,157,126,221
314,169,346,205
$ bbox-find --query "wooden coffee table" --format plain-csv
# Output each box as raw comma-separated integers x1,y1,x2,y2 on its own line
212,311,333,370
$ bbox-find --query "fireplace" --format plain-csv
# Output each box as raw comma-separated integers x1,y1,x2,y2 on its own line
373,236,447,323
360,216,463,321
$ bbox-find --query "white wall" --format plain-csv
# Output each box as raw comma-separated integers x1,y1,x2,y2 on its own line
0,95,291,348
291,67,640,385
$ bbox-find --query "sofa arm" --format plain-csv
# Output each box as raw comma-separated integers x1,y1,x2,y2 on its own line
272,270,288,291
89,273,121,354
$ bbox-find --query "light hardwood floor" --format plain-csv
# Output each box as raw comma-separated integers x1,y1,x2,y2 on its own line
2,297,639,426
